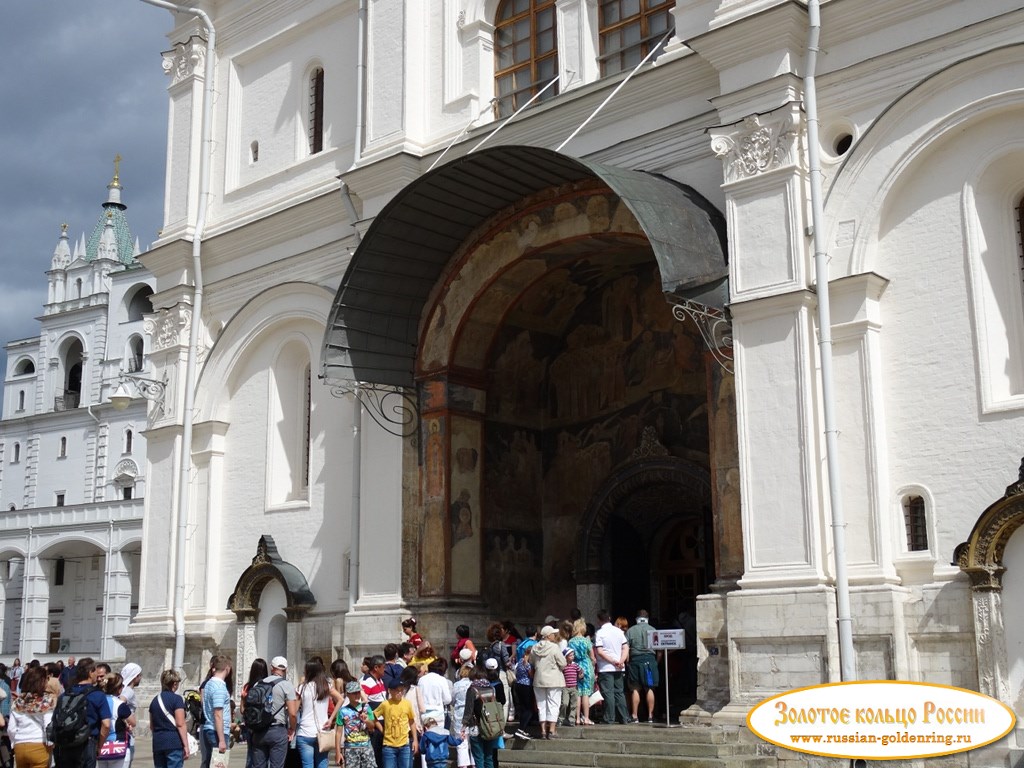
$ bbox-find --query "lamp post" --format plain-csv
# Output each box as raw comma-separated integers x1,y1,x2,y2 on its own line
109,373,167,419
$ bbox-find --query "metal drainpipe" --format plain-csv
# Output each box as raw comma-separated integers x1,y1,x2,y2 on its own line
348,386,362,613
136,0,216,673
352,0,367,168
804,0,856,682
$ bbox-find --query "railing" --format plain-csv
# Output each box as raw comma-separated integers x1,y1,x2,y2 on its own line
0,497,144,531
53,391,80,411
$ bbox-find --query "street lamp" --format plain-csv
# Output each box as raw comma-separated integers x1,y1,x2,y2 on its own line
109,373,167,417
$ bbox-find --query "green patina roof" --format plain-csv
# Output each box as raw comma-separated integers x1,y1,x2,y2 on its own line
85,204,135,264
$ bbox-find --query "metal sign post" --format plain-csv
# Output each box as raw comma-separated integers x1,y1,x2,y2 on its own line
649,629,684,728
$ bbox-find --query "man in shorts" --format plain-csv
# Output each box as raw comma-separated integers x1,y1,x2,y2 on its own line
624,609,660,723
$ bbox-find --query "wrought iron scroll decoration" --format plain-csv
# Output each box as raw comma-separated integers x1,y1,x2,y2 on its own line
672,300,734,374
329,381,420,439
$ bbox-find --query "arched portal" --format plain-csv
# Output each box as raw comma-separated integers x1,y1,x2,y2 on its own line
323,146,740,633
228,535,315,685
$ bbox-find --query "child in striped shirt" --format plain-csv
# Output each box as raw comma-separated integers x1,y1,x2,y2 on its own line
559,648,582,726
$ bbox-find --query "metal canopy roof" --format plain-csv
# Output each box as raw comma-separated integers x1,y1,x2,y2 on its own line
321,145,728,388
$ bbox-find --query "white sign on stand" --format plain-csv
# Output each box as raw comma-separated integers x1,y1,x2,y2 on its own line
649,629,684,650
649,628,684,728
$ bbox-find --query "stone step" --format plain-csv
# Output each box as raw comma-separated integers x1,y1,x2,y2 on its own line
506,724,745,744
495,724,774,768
506,734,749,758
497,750,775,768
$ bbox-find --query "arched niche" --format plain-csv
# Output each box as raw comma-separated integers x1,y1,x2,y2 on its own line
227,535,315,685
954,460,1024,704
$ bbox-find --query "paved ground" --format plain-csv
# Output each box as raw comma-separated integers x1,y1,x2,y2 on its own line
129,737,251,768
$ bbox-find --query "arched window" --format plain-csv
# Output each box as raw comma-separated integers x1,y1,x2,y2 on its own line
59,437,67,459
59,339,83,410
1017,197,1024,283
268,341,312,505
494,0,558,119
127,336,144,373
598,0,674,77
308,67,325,155
11,443,20,463
250,140,260,164
126,286,154,322
14,359,34,375
902,495,928,552
75,278,83,299
17,391,24,412
125,429,133,454
302,364,311,491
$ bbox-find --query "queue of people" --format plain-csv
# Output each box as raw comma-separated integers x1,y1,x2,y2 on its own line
0,608,665,768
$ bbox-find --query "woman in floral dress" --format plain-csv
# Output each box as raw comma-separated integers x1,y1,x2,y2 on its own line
567,619,597,725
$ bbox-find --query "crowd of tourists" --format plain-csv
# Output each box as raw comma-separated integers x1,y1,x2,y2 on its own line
0,608,664,768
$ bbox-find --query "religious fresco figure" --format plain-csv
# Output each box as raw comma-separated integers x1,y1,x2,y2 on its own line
451,490,473,543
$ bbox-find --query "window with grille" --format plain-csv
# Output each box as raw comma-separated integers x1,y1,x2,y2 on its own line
308,67,325,155
494,0,558,119
598,0,674,77
1018,198,1024,284
902,495,928,552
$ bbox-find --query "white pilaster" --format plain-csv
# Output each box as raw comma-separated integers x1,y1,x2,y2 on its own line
102,546,133,660
161,33,209,240
20,548,49,659
555,0,599,91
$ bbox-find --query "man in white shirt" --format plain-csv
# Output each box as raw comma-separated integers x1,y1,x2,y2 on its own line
416,658,454,727
593,609,630,724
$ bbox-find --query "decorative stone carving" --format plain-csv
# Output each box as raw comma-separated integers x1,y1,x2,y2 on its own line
144,306,191,351
162,37,207,86
953,457,1024,591
113,459,139,479
709,105,802,183
227,535,316,617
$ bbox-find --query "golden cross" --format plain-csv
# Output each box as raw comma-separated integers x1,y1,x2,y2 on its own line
113,154,122,184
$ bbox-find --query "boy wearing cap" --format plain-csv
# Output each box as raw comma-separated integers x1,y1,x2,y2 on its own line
375,681,417,768
334,681,379,768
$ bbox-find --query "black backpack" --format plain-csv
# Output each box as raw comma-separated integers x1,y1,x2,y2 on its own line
183,689,204,736
48,690,91,748
242,678,284,732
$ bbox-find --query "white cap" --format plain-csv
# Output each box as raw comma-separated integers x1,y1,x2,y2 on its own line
459,648,473,661
270,656,288,671
484,657,499,670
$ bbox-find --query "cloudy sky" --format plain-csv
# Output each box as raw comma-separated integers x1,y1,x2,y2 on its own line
0,1,173,391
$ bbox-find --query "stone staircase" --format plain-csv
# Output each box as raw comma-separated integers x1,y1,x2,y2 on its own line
496,723,776,768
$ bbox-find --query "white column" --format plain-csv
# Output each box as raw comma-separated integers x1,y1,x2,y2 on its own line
102,547,133,660
161,32,209,240
190,422,229,614
235,615,257,698
829,274,894,584
20,545,49,659
555,0,599,90
972,589,1010,702
285,617,303,686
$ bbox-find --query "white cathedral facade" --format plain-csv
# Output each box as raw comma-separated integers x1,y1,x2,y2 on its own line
0,171,153,661
14,0,1023,764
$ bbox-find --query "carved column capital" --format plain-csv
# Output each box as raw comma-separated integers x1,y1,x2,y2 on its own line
162,36,208,86
144,305,192,351
709,102,803,183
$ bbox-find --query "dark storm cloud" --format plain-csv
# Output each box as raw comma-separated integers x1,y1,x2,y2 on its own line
0,1,171,388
